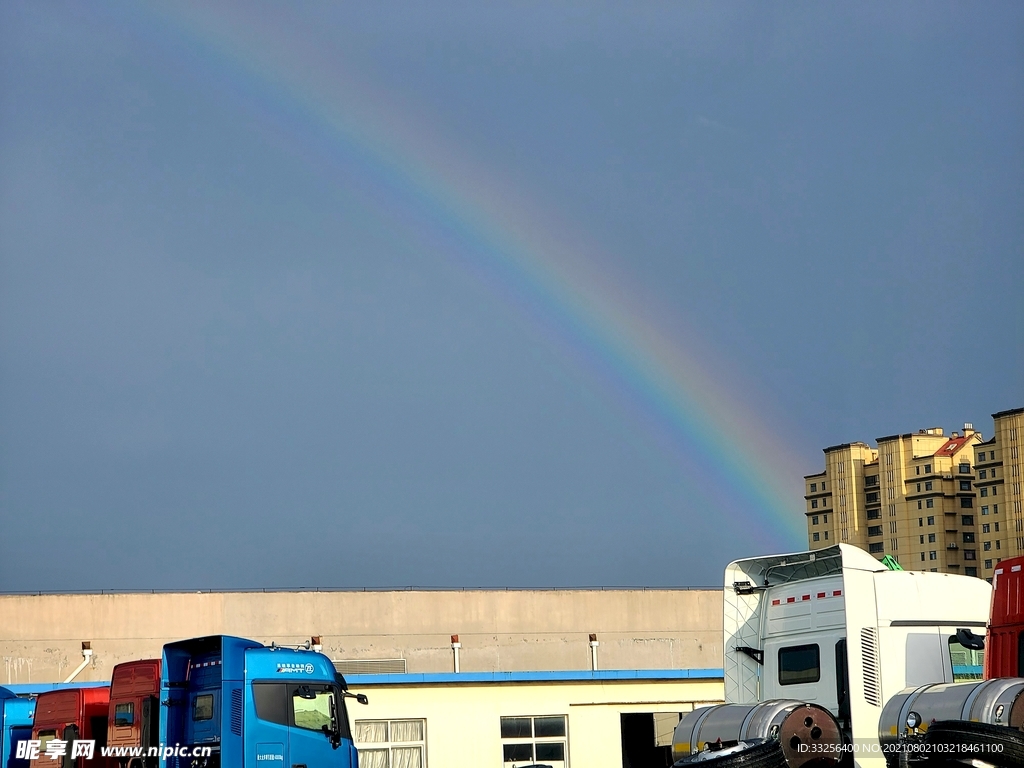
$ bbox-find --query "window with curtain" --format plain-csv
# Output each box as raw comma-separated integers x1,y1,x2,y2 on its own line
355,719,426,768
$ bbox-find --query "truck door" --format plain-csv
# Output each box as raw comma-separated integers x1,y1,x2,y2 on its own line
250,683,290,768
288,685,349,768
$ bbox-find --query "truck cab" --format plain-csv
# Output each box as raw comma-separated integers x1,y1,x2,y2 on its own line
985,555,1024,678
107,660,162,768
723,544,991,766
1,687,35,768
159,636,359,768
31,687,112,768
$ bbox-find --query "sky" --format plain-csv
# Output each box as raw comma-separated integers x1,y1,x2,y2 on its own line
1,2,1021,592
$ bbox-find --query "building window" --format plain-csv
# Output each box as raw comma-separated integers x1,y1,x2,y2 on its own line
995,522,1000,531
925,464,931,473
919,535,925,544
926,499,934,509
996,540,1001,550
500,716,566,766
961,498,973,508
965,567,978,577
979,470,987,479
959,463,971,474
960,481,972,491
983,524,990,533
821,498,827,506
978,452,986,462
929,551,937,560
916,467,921,476
963,532,975,543
917,483,922,492
823,514,828,523
925,481,933,491
811,515,819,525
991,468,997,478
993,505,998,514
927,516,935,525
869,542,884,554
868,526,883,537
984,541,991,551
981,488,989,497
811,500,818,509
928,533,936,543
920,553,926,562
985,559,993,569
964,550,977,561
962,515,974,526
813,532,820,542
992,485,997,495
982,506,989,516
355,719,426,768
867,509,881,520
822,482,826,491
824,531,829,540
810,482,817,492
917,500,922,509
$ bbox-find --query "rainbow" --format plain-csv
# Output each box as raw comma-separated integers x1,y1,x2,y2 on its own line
124,3,807,550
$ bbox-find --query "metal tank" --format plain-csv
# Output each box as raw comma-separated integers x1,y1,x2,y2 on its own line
673,701,844,767
878,678,1024,750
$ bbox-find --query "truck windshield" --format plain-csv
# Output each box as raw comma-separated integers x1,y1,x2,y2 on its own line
292,689,335,732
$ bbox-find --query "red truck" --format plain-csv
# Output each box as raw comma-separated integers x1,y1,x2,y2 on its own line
985,554,1024,679
31,687,112,768
105,660,161,768
28,660,161,768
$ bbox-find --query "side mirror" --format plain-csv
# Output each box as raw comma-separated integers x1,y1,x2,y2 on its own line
356,694,369,705
956,628,985,651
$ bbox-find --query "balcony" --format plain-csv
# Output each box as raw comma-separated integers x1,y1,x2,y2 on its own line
947,543,959,550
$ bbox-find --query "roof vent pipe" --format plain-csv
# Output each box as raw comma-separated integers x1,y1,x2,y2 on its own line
451,635,461,673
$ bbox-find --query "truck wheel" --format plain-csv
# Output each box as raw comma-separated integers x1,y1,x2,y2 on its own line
673,738,788,768
922,720,1024,768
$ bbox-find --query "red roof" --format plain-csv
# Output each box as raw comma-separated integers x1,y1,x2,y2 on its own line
934,435,970,456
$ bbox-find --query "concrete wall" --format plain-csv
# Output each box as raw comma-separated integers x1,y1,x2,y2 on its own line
0,589,723,685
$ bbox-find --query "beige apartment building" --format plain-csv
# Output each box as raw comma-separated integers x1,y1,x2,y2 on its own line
973,407,1024,581
806,423,986,576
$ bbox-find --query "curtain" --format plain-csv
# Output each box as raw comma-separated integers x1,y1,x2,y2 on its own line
389,720,424,743
357,748,388,768
391,747,422,768
355,721,388,743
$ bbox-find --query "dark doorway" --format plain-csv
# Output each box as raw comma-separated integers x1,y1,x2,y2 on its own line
620,713,674,768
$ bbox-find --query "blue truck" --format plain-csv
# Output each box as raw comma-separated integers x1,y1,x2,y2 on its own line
1,686,36,768
159,636,363,768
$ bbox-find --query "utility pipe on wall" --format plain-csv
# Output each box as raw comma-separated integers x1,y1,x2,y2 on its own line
63,642,93,683
589,634,599,671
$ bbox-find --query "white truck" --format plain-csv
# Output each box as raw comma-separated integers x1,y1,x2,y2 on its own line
672,543,992,768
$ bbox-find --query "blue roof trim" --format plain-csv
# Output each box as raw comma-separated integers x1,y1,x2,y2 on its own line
344,668,724,685
2,682,109,695
1,669,724,694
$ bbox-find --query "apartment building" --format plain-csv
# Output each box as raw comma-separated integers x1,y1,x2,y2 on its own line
973,407,1024,582
806,425,984,575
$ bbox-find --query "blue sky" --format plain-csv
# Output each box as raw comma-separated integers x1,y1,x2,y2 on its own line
1,2,1021,591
